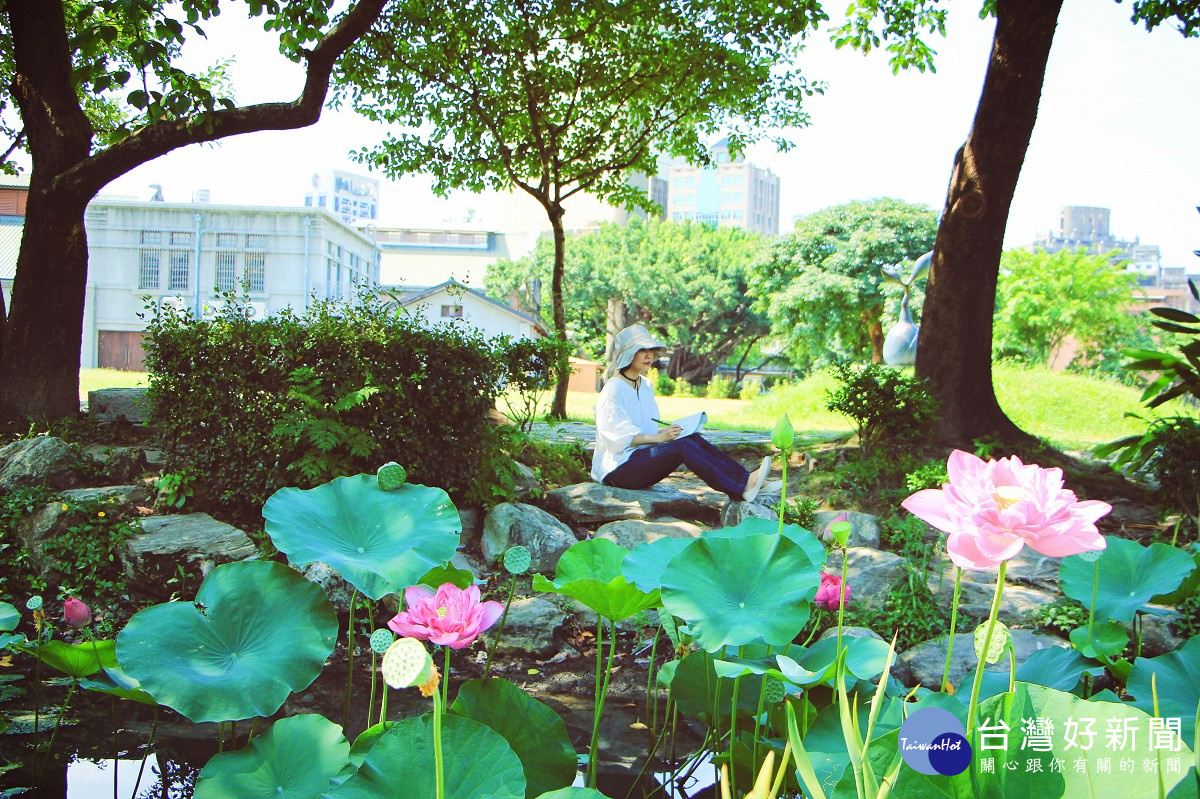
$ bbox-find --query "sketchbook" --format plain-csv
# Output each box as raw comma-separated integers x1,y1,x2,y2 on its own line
671,411,708,438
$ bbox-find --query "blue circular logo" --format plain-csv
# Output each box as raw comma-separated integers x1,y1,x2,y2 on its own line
898,708,973,776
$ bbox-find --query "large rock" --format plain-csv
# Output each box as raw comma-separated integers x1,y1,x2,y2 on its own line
511,461,543,502
478,597,568,657
1132,606,1187,657
88,387,151,423
100,447,150,484
122,513,257,598
826,548,909,607
900,630,1070,690
481,502,578,573
814,511,882,549
59,484,153,515
720,501,777,528
926,567,1060,625
1003,547,1062,592
0,437,89,491
594,517,702,550
542,483,700,525
300,562,358,614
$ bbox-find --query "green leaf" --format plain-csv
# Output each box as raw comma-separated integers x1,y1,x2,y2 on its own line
1069,622,1129,659
660,531,821,650
327,714,525,799
533,790,610,799
533,538,659,621
621,537,693,593
1059,536,1195,623
263,474,461,600
79,664,157,705
28,639,116,679
1153,543,1200,605
419,562,477,590
1127,636,1200,749
0,603,18,632
117,561,337,723
194,714,350,799
449,678,576,798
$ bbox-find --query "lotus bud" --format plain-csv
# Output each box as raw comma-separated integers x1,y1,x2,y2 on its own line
63,597,91,628
771,414,794,451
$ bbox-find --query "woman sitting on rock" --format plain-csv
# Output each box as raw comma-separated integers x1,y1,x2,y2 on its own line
591,324,779,502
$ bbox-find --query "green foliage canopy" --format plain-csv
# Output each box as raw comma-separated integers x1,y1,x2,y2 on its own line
486,217,769,378
750,198,938,368
992,247,1141,368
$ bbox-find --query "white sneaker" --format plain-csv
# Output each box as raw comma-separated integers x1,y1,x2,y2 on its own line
742,456,772,502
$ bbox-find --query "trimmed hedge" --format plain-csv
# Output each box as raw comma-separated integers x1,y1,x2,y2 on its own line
144,293,512,521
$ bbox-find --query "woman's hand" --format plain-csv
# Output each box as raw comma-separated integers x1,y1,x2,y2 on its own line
658,424,683,443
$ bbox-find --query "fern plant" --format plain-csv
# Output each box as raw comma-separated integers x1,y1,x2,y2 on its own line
272,367,380,483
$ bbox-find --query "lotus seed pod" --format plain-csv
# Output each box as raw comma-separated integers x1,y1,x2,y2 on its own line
376,462,407,491
25,596,43,611
381,637,433,689
503,546,532,575
973,619,1011,665
370,628,394,654
764,678,786,705
1077,548,1104,563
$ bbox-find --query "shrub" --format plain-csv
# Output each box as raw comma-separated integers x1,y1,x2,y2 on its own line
904,459,948,493
782,496,820,530
672,377,697,397
738,378,761,402
824,363,940,456
651,368,673,395
705,375,738,400
144,290,510,521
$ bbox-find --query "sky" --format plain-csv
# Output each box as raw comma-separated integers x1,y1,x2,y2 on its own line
100,0,1200,269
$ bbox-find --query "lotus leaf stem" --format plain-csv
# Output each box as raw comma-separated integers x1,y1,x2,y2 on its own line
442,646,451,710
368,648,378,729
644,625,661,748
836,548,849,657
587,616,618,788
483,574,518,679
432,687,445,799
131,705,159,799
343,588,360,732
942,566,964,692
40,679,77,778
1087,559,1099,645
967,561,1007,735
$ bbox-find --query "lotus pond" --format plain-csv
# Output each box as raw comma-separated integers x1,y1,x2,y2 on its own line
2,442,1199,799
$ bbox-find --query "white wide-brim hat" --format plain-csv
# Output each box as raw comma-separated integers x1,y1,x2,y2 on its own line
606,324,667,379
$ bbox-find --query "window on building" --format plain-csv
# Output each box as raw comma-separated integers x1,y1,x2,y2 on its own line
139,251,160,290
217,232,239,249
168,250,190,291
441,304,463,318
245,252,265,292
216,251,237,291
170,231,192,247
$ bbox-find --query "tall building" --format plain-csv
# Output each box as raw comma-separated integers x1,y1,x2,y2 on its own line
1030,205,1160,284
304,169,380,225
663,138,780,236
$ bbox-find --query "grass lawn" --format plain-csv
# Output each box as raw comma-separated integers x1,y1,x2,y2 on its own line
563,363,1193,451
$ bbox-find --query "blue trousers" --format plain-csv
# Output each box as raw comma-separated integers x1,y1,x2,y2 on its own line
602,434,750,499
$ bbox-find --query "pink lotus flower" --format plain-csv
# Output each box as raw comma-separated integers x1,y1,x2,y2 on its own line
387,583,504,650
63,597,91,628
814,573,850,611
901,450,1111,570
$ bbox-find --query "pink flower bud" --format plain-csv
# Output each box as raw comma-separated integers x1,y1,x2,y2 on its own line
814,573,850,611
63,597,91,628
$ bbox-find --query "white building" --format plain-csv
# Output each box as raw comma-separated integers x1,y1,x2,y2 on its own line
303,169,380,226
663,139,781,236
376,226,512,288
395,279,546,340
81,198,379,369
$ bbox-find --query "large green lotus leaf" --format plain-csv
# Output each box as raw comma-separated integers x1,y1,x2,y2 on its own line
325,713,525,799
29,639,117,678
974,645,1106,704
1128,635,1200,749
535,790,609,799
660,532,821,650
419,561,477,590
798,636,893,682
79,664,157,705
1154,542,1200,605
712,518,827,570
1060,536,1195,623
533,538,659,621
621,537,693,593
1167,767,1198,799
0,602,18,632
195,714,350,799
450,678,576,799
117,560,338,722
263,475,462,600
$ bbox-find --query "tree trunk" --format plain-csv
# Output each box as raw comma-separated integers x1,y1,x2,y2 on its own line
915,0,1064,448
604,298,634,366
0,0,386,422
548,203,569,419
867,309,884,364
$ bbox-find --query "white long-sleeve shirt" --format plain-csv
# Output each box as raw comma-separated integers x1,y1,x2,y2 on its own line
591,376,661,482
